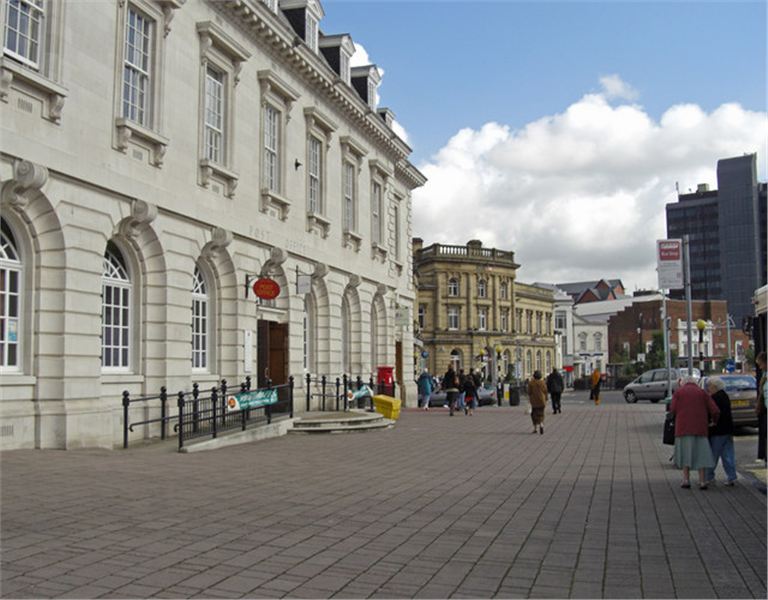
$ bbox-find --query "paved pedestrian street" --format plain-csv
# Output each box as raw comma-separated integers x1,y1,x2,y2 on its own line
1,401,766,599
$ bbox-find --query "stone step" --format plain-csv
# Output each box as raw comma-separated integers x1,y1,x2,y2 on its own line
290,410,394,434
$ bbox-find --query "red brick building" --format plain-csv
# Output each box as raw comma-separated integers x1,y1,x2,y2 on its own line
608,297,750,370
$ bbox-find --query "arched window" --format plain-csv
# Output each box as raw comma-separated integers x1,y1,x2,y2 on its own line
545,351,552,373
594,333,603,352
341,296,351,374
0,218,21,369
102,242,131,369
450,348,462,370
579,332,588,352
447,277,459,297
500,281,508,300
536,350,542,372
192,266,209,371
477,279,486,298
526,350,532,375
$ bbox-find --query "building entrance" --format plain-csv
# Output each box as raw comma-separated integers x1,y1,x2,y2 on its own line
257,320,289,387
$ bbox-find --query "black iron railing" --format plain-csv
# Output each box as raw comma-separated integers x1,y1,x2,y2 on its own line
122,376,294,450
304,374,397,412
176,377,294,451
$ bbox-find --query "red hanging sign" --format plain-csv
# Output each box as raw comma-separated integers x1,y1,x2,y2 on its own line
253,277,280,300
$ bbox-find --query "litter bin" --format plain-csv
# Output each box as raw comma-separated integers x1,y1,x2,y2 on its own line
376,366,394,396
509,386,521,406
373,395,401,420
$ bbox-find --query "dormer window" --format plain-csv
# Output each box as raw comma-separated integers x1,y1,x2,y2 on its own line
319,33,354,84
280,0,324,54
305,14,318,52
351,65,380,110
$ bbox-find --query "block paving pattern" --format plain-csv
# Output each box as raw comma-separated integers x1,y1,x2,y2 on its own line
1,402,766,599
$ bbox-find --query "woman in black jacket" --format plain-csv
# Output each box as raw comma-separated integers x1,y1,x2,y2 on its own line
705,377,737,486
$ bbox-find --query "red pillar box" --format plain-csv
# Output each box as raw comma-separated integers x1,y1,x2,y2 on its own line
376,366,395,396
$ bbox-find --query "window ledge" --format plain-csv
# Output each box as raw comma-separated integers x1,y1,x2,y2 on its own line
261,189,291,220
0,374,36,386
0,57,67,123
372,242,388,262
343,229,362,252
200,159,238,198
115,117,169,167
307,211,331,238
101,374,145,385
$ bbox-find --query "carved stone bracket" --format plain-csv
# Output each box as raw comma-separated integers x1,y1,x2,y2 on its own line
260,246,288,276
311,262,328,280
201,226,233,260
119,199,158,239
1,159,49,209
158,0,186,37
348,274,361,288
376,283,389,297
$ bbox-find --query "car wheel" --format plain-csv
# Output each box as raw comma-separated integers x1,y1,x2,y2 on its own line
625,391,636,404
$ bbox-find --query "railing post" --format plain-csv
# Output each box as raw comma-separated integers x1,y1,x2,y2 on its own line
343,374,349,411
266,379,273,425
122,390,130,449
160,386,167,440
211,387,218,439
289,375,294,419
356,376,362,409
192,382,200,433
306,372,311,412
246,375,252,390
241,379,247,431
220,379,227,426
321,375,327,411
177,391,185,451
335,377,340,411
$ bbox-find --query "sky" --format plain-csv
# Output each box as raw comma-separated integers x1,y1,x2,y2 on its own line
322,1,768,292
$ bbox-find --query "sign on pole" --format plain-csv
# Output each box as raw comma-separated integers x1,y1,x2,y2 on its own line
657,239,684,290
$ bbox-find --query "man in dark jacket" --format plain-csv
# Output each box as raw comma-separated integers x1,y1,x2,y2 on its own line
546,368,565,414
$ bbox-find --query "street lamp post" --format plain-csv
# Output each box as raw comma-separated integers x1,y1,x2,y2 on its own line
696,319,707,373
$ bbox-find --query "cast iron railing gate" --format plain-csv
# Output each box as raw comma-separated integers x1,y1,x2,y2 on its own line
304,373,397,412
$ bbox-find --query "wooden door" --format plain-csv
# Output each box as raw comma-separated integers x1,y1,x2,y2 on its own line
257,320,288,387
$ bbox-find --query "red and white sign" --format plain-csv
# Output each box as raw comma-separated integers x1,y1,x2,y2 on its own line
656,239,684,290
253,277,281,300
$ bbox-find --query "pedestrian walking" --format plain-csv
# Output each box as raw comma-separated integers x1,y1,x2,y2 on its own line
547,367,564,414
442,364,460,416
670,375,720,489
756,351,767,463
589,368,602,406
417,368,433,411
704,377,737,486
456,369,468,414
527,370,548,434
462,369,478,416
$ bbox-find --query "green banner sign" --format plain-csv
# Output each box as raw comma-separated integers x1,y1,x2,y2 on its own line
226,389,278,412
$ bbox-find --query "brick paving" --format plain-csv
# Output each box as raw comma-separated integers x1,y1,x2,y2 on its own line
1,400,765,599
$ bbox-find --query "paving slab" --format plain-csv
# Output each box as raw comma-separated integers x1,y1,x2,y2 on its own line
1,401,765,598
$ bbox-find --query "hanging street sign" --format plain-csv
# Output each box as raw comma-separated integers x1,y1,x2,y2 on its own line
226,389,278,412
656,239,684,290
253,277,280,300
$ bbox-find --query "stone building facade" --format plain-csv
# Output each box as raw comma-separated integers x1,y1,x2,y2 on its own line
413,239,556,382
0,0,425,449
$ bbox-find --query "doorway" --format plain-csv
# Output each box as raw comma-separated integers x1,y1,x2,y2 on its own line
257,320,288,387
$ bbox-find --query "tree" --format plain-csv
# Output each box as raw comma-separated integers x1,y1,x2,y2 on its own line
645,332,677,370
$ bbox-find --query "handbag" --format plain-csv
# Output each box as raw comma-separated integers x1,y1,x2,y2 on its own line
662,412,675,445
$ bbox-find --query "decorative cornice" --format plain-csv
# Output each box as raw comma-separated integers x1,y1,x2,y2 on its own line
0,159,49,209
216,0,416,166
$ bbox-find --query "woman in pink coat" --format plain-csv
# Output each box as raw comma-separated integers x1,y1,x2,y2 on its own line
670,376,720,489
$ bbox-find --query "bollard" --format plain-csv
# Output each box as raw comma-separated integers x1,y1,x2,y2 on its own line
160,386,168,439
177,391,185,451
122,390,130,449
289,376,294,418
211,387,218,438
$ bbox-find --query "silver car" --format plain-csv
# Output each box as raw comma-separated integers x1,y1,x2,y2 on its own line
624,368,701,403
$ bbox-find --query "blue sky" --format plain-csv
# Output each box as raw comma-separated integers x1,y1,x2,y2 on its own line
323,1,767,290
323,0,767,164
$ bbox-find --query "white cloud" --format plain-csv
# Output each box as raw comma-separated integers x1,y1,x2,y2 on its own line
412,80,767,292
599,74,639,101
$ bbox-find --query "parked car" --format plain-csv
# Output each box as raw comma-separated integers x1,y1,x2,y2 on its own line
623,368,701,403
699,374,758,427
428,386,497,407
